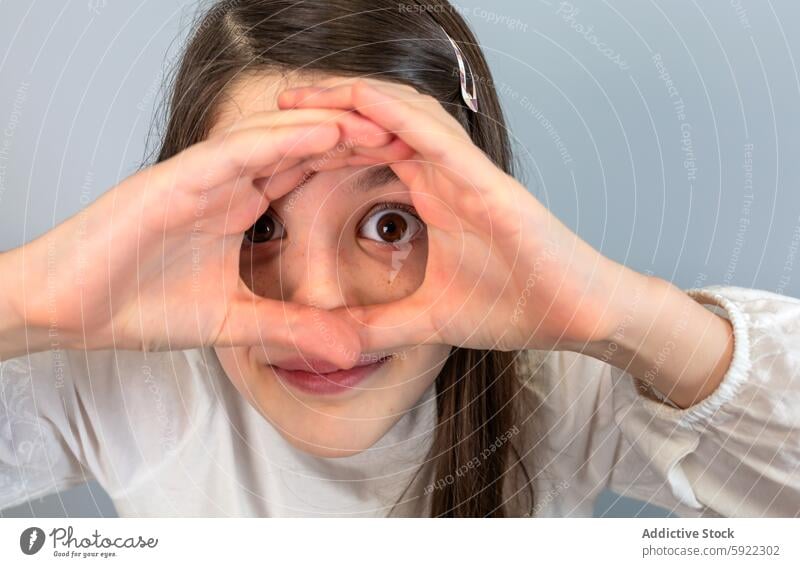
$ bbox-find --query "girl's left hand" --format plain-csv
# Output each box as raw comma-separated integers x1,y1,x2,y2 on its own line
278,79,652,354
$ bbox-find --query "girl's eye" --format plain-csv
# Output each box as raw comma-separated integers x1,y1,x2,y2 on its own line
358,203,425,245
244,210,286,244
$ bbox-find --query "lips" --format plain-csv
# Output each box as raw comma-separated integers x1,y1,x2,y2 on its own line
269,355,391,396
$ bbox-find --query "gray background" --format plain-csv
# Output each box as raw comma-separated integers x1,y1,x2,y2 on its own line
1,0,798,517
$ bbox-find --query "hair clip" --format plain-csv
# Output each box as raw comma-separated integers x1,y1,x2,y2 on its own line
439,25,478,112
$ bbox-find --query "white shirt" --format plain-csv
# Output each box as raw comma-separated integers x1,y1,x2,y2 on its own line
1,285,798,517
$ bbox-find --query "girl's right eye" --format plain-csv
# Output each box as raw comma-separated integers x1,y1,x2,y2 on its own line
244,210,286,244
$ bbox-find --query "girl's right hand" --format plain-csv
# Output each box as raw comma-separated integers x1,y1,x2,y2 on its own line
0,109,401,365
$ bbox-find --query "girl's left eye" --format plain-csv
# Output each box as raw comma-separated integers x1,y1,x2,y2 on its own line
243,210,286,244
358,203,425,245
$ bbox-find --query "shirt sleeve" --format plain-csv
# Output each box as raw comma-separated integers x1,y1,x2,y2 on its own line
522,284,800,517
1,346,215,513
610,284,800,516
0,349,92,510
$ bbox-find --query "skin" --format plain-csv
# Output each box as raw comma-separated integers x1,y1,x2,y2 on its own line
211,73,451,457
0,73,735,461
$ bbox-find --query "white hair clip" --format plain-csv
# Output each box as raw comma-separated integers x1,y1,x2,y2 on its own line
440,26,478,112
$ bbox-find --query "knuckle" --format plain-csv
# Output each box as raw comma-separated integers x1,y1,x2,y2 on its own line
351,79,373,102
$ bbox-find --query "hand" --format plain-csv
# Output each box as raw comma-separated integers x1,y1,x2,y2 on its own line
279,79,650,353
2,108,404,365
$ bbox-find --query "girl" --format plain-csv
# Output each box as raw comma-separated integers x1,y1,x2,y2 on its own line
1,0,798,517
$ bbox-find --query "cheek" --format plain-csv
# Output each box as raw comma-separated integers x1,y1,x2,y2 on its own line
351,238,428,299
238,251,283,299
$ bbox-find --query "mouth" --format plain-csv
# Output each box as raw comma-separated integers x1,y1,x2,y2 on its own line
268,355,393,396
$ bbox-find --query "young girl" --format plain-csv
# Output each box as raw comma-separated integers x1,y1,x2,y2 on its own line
1,0,798,517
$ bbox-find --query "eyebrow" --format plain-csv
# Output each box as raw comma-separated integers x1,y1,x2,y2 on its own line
349,166,401,193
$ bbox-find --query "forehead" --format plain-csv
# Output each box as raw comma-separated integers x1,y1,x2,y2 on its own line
209,70,326,135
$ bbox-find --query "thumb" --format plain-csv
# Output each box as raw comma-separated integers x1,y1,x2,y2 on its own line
219,296,362,370
333,294,439,354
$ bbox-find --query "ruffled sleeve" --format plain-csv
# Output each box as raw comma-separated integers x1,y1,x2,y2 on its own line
0,350,90,510
609,285,800,516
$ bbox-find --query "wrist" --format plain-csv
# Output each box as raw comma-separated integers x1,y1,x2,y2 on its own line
577,275,735,409
567,271,664,360
556,261,656,354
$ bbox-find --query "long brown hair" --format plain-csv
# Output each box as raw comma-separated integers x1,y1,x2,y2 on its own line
155,0,535,517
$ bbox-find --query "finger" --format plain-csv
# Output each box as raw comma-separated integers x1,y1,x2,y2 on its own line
254,163,314,202
167,113,405,202
220,296,362,370
311,76,421,95
278,80,456,132
297,137,415,176
253,144,414,202
278,85,360,112
214,108,395,150
350,136,415,163
249,155,306,179
244,124,402,187
277,78,419,111
280,81,501,192
149,123,341,196
252,155,389,205
331,295,440,354
212,108,360,135
251,133,410,183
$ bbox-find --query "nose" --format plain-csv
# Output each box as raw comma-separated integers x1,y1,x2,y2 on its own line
284,239,351,311
246,235,362,369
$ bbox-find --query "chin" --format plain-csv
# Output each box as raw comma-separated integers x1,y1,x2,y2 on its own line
277,419,400,458
215,344,451,459
258,364,412,459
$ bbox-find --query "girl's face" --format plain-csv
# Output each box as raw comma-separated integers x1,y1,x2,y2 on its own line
213,73,451,457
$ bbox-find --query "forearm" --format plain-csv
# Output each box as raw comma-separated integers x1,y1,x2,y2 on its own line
572,274,735,409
